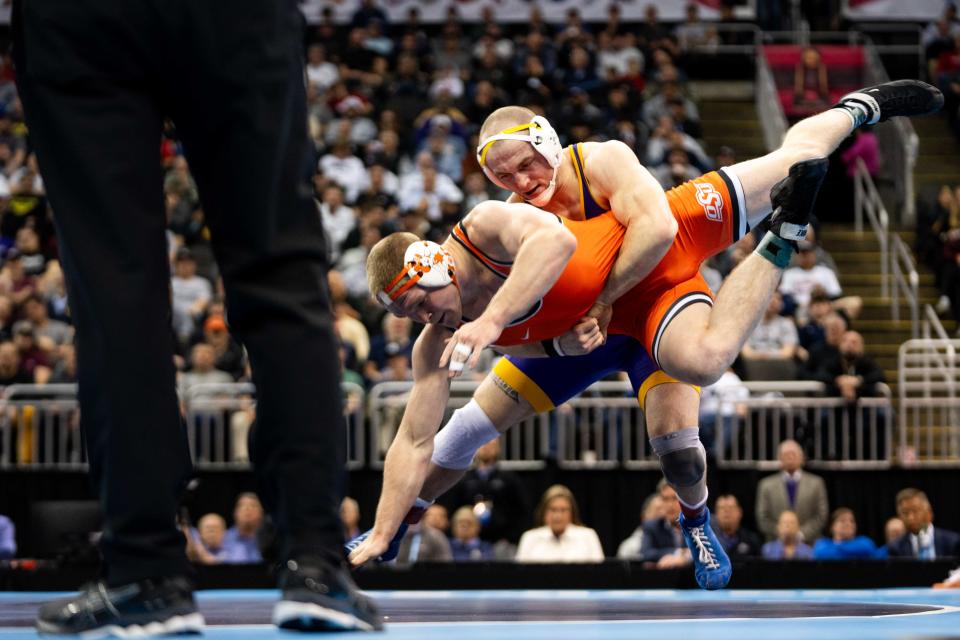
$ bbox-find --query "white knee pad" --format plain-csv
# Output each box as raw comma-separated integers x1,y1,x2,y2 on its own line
431,399,500,470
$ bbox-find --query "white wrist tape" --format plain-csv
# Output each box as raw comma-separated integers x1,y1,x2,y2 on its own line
431,399,500,470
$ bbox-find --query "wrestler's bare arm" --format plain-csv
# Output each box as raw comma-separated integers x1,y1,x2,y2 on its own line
440,202,577,370
587,140,677,308
368,325,451,545
466,201,577,328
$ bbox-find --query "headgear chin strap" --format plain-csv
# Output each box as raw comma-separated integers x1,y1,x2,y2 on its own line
377,240,458,309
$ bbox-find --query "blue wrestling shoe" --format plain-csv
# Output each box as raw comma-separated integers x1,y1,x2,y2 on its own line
345,522,408,563
679,508,732,590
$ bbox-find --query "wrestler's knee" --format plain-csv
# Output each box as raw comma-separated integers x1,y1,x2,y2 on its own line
661,342,729,387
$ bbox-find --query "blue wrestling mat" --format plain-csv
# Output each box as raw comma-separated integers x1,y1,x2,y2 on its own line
1,588,959,638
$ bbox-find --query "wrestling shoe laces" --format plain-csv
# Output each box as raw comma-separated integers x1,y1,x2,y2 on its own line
688,524,721,570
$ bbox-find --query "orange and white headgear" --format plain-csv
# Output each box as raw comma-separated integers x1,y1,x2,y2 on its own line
476,115,562,207
377,240,458,309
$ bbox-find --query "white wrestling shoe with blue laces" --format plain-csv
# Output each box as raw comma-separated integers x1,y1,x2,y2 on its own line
679,508,732,590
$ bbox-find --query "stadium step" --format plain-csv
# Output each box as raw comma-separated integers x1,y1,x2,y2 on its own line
698,97,765,162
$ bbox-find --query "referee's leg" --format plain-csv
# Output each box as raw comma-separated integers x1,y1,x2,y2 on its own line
13,2,192,587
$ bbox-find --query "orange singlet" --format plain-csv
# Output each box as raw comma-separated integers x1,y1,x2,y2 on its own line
451,214,625,346
454,166,748,367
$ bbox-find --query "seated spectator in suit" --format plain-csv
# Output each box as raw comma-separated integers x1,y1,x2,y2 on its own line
0,514,14,559
639,480,690,569
516,484,604,563
444,437,531,549
394,522,453,565
617,493,664,560
756,439,828,543
341,497,361,541
888,488,960,559
812,507,878,560
712,494,763,559
762,510,813,560
450,506,495,562
222,493,263,563
423,504,450,537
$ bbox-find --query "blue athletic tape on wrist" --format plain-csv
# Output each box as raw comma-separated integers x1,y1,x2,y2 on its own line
754,231,795,268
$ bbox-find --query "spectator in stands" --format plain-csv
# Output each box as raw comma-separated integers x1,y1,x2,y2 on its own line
676,2,718,53
617,493,665,560
796,289,834,355
305,44,338,94
398,154,463,224
801,312,847,380
222,493,263,563
762,510,813,560
341,497,361,541
178,343,233,403
779,241,843,315
319,140,368,205
171,247,212,345
812,507,878,559
187,513,230,564
886,516,907,546
0,248,38,308
712,494,763,559
23,294,70,352
0,295,13,342
793,46,830,111
12,320,50,383
647,114,711,171
698,366,748,458
328,271,370,365
423,504,450,537
756,439,828,542
15,226,47,277
0,340,32,386
0,514,14,558
202,314,245,382
820,330,886,402
319,184,357,263
638,480,689,567
444,437,531,550
651,147,701,190
516,485,604,563
48,343,77,384
394,521,453,565
365,314,413,384
888,488,960,559
450,506,495,562
740,291,799,380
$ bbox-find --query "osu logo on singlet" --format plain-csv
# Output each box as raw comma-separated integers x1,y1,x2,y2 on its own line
695,182,723,222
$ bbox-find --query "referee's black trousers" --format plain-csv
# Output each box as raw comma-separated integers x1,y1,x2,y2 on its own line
13,0,345,585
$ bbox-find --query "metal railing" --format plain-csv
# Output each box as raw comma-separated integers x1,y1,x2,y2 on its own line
898,338,960,466
756,48,789,149
891,234,920,334
0,382,367,471
366,380,892,470
853,157,890,298
713,383,893,470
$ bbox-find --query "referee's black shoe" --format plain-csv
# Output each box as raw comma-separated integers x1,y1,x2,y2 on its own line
36,575,203,637
274,558,383,632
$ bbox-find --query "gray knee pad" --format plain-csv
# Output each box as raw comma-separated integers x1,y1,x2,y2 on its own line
658,445,706,487
650,427,706,488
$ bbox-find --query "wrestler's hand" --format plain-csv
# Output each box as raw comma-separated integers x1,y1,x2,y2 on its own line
438,315,504,377
348,534,390,568
557,317,605,356
585,300,613,342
